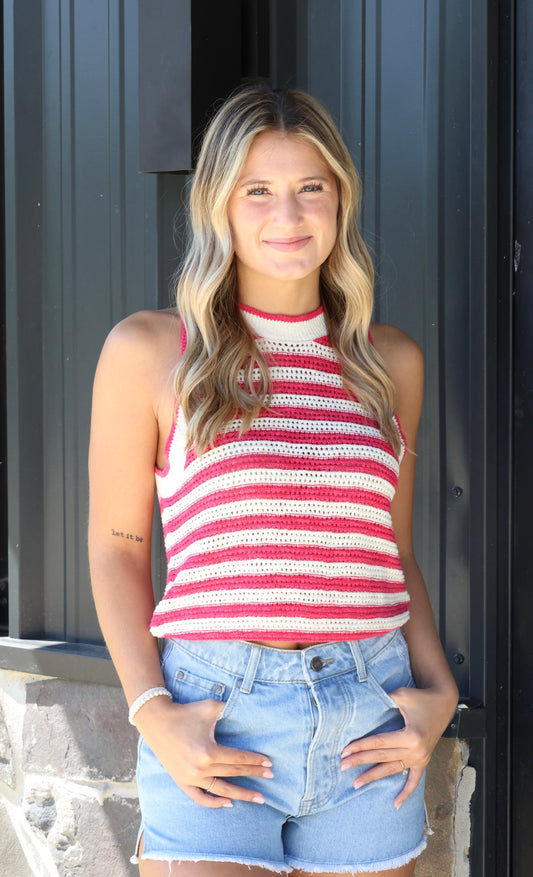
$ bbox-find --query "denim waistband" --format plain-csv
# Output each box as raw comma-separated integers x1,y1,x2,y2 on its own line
167,629,403,689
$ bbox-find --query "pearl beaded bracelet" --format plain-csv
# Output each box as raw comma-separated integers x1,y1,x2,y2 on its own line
128,686,172,726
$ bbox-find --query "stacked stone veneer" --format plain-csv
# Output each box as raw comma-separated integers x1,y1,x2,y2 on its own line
0,668,472,876
0,670,139,876
416,738,474,877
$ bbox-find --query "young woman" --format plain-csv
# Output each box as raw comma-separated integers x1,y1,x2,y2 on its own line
89,87,458,876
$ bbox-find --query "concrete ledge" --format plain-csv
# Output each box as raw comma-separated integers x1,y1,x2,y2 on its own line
0,638,119,685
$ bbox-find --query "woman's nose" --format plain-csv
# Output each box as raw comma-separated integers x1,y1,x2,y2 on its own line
275,192,302,226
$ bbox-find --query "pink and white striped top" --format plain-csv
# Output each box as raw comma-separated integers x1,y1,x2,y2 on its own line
150,304,410,641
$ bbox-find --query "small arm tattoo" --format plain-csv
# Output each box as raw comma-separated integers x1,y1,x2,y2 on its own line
111,528,144,543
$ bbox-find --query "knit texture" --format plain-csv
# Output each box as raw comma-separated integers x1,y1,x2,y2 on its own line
151,304,410,640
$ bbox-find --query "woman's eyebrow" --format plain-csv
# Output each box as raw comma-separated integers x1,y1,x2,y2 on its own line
237,174,331,188
238,178,272,188
299,175,330,182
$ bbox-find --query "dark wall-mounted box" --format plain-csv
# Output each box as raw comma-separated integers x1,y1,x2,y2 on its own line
138,0,242,172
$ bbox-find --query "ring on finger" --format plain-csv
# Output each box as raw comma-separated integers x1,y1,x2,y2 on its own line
206,777,218,793
399,760,408,776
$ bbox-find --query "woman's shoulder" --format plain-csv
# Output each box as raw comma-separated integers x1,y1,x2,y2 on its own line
104,307,181,351
94,308,182,410
370,322,424,433
99,308,182,372
369,322,423,388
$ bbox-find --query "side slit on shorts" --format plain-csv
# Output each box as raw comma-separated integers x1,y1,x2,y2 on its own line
132,629,430,873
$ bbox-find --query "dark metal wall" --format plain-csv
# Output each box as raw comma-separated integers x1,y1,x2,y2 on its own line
0,0,6,634
5,0,184,643
512,0,533,870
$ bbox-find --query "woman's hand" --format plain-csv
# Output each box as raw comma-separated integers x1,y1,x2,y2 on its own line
135,695,274,808
340,683,458,808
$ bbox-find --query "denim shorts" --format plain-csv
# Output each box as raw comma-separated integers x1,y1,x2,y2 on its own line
134,629,427,873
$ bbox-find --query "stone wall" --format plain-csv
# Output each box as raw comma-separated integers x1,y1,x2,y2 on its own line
0,668,472,876
416,739,475,877
0,670,139,876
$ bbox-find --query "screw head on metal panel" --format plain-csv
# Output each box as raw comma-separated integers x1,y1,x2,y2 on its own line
453,653,465,664
451,486,463,497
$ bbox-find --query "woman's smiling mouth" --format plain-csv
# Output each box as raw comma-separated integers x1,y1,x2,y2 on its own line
263,236,312,252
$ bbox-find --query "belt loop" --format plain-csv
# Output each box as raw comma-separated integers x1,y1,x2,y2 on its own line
348,640,367,682
240,644,261,694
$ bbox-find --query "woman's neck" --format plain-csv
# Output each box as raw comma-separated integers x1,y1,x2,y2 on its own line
236,270,321,317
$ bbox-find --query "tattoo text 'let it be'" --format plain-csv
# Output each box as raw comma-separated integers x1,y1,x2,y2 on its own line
111,528,144,543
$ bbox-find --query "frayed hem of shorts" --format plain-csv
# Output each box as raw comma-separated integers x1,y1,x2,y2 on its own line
284,835,427,873
130,852,289,872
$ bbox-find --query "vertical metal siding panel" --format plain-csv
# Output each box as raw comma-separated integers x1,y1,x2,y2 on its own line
338,0,364,175
62,0,113,641
269,0,309,92
416,1,443,643
367,1,445,631
123,6,161,316
359,3,448,626
438,1,472,693
58,0,80,640
372,0,473,686
376,3,426,327
67,1,162,641
109,0,127,321
359,0,380,258
36,0,167,642
5,0,46,637
307,1,342,119
468,0,497,709
372,2,470,684
42,1,66,637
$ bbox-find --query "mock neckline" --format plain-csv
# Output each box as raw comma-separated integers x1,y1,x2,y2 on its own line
239,303,327,343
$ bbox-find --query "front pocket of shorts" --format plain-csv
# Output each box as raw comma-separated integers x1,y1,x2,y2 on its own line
366,632,415,709
366,672,400,710
172,668,228,705
169,667,242,721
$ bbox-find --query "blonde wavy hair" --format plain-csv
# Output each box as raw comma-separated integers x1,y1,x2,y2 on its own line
175,86,401,455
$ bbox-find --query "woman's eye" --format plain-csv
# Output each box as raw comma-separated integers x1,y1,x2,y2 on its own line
247,187,269,196
301,183,323,193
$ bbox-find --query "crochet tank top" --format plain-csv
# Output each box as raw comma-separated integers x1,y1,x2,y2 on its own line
150,304,410,641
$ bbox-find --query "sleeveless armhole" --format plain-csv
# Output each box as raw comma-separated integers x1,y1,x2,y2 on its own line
154,317,185,478
368,328,408,462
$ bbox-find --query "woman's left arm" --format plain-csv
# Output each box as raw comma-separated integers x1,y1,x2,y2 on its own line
340,324,459,807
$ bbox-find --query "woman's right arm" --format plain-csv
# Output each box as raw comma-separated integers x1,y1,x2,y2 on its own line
88,313,272,808
88,314,165,703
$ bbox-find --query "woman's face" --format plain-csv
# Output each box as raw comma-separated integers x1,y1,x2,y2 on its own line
227,132,339,309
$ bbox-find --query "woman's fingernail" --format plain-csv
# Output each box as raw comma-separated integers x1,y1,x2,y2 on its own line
353,779,363,789
262,759,272,767
223,802,233,808
262,769,274,778
394,801,402,810
253,795,265,804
